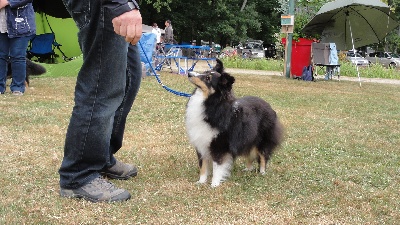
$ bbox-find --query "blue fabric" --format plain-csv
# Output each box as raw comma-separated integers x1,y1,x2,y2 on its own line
110,44,142,156
329,43,339,65
104,0,139,18
59,0,142,189
166,44,211,50
138,32,156,72
0,33,33,93
301,65,314,81
5,1,36,38
28,33,55,55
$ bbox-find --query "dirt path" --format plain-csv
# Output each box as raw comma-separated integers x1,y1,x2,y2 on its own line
193,60,400,86
227,68,400,86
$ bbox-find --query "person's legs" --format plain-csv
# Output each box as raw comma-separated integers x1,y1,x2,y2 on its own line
59,0,128,190
9,35,32,93
0,33,9,94
101,44,142,180
109,44,142,159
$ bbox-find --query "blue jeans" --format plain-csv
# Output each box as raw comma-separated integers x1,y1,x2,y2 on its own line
0,33,33,93
59,0,142,189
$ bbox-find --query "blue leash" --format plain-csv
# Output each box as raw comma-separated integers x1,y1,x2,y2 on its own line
138,41,192,98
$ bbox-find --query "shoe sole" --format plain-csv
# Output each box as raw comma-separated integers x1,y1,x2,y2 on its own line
11,91,23,96
60,189,131,203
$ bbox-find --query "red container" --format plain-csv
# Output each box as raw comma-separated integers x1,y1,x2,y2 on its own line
282,38,314,78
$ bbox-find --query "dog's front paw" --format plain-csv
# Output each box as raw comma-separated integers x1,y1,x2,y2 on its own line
211,177,225,187
196,176,207,184
196,180,206,185
211,181,221,188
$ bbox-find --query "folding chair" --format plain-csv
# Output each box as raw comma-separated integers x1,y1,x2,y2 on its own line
154,44,187,74
154,43,173,71
26,33,69,63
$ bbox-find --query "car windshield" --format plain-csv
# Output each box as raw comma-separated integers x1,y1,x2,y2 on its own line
243,41,263,50
384,52,392,58
347,52,363,58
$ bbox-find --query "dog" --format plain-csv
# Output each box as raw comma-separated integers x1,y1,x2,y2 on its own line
7,59,46,86
185,59,283,187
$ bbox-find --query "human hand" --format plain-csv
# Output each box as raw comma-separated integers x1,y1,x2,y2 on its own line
0,0,10,9
112,9,142,45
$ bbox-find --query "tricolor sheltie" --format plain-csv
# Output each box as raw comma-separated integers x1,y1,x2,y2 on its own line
185,59,283,187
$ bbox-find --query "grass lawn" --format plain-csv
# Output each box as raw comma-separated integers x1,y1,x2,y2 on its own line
0,60,399,224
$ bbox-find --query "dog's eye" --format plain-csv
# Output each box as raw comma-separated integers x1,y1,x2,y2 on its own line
206,75,211,81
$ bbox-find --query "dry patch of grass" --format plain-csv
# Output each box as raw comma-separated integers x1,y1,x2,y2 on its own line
0,72,399,224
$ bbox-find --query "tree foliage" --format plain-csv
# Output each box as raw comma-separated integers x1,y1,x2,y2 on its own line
292,0,326,39
139,0,281,47
138,0,400,52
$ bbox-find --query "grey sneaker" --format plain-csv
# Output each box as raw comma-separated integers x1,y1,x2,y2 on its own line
11,91,23,96
100,160,138,180
60,177,131,203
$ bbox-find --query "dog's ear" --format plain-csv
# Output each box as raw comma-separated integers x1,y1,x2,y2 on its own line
213,59,224,74
219,72,235,91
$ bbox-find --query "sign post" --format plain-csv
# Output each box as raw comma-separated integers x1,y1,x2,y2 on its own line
281,15,294,78
282,0,295,79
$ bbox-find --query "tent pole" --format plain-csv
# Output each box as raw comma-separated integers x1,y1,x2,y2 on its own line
40,13,46,33
348,17,362,87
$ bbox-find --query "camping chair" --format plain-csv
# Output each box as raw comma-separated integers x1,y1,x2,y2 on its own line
26,33,69,63
154,44,186,73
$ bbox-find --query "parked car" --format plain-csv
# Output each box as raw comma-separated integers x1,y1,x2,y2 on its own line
389,52,400,60
264,43,277,58
210,43,221,57
346,51,369,66
237,39,265,59
365,51,400,68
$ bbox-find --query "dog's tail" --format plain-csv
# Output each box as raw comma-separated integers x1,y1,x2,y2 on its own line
26,59,46,76
271,118,284,150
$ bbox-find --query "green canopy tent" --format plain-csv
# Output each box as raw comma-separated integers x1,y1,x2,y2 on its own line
32,0,81,62
302,0,399,50
33,0,70,18
31,0,162,63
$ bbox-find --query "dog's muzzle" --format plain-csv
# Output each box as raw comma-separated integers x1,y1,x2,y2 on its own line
188,72,200,77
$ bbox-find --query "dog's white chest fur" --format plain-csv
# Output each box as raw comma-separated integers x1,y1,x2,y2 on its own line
185,89,218,156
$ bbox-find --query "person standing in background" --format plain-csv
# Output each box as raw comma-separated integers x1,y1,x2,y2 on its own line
58,0,143,203
0,0,36,96
164,19,174,44
163,19,174,67
151,22,161,44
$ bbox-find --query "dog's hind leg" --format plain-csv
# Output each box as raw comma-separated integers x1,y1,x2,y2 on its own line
258,122,283,175
211,154,233,187
258,152,267,175
258,147,275,175
243,147,258,172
